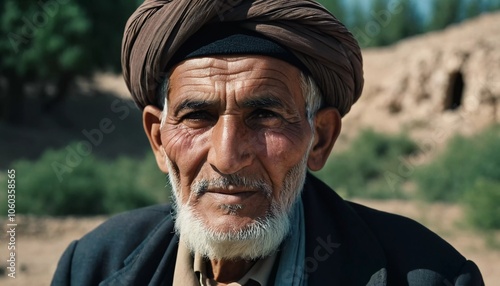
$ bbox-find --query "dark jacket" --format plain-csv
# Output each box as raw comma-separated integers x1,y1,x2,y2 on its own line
51,174,484,285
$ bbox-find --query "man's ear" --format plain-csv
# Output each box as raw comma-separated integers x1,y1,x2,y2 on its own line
143,105,169,174
307,107,342,171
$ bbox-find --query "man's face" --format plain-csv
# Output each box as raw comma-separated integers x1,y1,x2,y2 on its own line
160,55,313,234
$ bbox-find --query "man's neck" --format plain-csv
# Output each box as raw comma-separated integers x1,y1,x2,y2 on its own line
206,258,257,284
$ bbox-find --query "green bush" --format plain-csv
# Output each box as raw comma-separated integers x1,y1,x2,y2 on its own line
315,129,419,199
463,179,500,230
415,125,500,202
0,142,170,216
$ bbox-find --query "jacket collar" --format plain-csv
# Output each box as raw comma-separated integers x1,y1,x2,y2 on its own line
100,211,179,285
301,173,387,285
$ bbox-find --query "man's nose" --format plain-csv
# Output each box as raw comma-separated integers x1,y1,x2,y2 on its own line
207,116,255,175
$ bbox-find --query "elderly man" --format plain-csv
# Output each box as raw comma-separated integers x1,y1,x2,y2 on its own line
52,0,484,285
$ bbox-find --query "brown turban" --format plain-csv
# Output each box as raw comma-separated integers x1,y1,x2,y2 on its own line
121,0,363,117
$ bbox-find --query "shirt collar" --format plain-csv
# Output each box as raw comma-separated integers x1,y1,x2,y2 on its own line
193,251,278,286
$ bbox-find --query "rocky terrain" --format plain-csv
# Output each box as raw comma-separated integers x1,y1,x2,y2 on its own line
342,11,500,152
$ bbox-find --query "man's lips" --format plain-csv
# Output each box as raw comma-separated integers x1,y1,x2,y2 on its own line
203,190,259,204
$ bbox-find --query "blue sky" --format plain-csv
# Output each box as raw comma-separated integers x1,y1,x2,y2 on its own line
345,0,432,17
343,0,499,23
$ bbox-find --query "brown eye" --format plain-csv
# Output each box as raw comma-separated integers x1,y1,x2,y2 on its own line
183,111,212,120
181,111,216,128
254,109,278,119
247,109,283,128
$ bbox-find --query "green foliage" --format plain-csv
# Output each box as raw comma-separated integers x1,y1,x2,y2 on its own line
0,0,143,123
463,179,500,230
349,0,367,29
415,125,500,202
374,0,422,47
491,0,500,10
316,0,348,23
464,0,482,19
365,0,390,47
0,143,170,216
426,0,462,32
0,0,142,77
315,129,419,199
0,0,92,78
73,0,144,72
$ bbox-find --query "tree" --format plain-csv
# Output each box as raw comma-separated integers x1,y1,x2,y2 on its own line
0,0,142,124
349,1,371,47
401,1,423,37
316,0,348,23
0,0,90,123
489,0,500,11
464,0,482,19
346,0,422,48
368,0,388,46
74,0,143,73
426,0,462,32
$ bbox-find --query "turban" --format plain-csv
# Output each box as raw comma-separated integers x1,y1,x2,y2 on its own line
121,0,363,117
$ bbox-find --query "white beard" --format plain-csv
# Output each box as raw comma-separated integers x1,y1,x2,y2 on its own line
166,154,309,260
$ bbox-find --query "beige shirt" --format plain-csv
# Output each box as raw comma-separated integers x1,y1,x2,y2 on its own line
172,239,277,286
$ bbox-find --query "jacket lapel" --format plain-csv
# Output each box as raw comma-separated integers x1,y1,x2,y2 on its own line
100,213,179,286
303,174,387,286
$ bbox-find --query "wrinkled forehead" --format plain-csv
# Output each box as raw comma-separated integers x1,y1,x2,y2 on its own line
167,55,304,108
170,55,301,85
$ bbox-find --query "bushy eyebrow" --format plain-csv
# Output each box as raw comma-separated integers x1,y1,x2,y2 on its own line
174,99,213,115
173,95,287,115
241,96,285,110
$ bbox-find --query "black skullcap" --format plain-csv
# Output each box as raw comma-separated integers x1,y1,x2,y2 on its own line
167,24,310,74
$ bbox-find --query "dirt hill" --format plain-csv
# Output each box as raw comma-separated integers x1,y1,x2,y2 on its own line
340,11,500,152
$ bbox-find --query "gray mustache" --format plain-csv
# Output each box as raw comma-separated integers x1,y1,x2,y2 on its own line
192,175,272,197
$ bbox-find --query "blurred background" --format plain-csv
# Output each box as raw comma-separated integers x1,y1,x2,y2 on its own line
0,0,499,285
